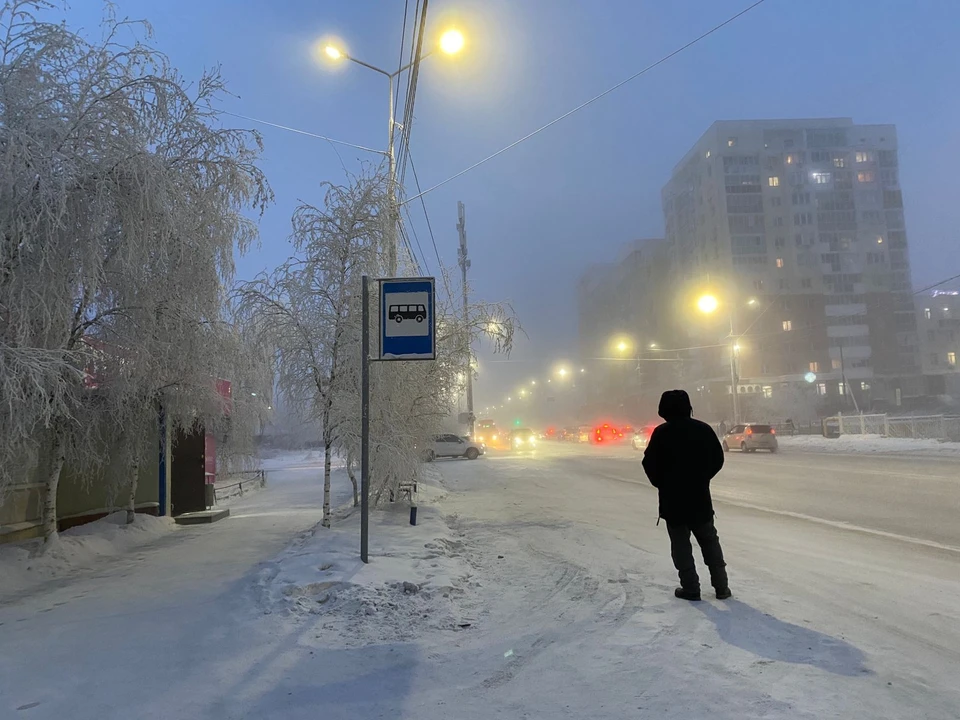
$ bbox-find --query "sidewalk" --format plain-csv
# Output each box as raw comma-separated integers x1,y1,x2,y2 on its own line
0,453,354,720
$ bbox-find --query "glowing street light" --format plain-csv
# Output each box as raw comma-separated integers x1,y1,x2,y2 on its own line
439,29,465,55
650,342,658,349
697,294,720,314
558,367,568,378
315,27,467,273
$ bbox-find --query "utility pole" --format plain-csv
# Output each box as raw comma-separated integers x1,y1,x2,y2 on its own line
457,201,474,438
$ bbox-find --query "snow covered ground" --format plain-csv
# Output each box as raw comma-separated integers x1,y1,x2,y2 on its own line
778,433,960,456
1,447,958,719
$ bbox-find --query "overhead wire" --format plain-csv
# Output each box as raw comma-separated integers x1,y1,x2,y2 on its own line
221,111,385,155
400,0,770,206
401,204,431,274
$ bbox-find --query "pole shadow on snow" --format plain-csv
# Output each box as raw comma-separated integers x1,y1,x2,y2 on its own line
696,599,870,677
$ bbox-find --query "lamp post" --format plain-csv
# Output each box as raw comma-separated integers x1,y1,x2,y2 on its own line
697,294,741,424
323,29,464,274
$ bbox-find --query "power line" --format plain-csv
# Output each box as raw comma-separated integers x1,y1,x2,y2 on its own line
401,205,431,274
400,0,770,206
406,148,445,279
221,111,385,155
914,272,960,296
395,0,412,116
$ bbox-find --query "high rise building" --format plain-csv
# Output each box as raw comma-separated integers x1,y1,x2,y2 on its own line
661,119,921,416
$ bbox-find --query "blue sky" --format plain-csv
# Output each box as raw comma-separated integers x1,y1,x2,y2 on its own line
68,0,960,402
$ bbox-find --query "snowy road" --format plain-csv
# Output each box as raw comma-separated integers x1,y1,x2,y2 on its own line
1,446,958,719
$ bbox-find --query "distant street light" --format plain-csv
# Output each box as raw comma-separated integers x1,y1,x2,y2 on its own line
696,293,741,423
697,294,719,314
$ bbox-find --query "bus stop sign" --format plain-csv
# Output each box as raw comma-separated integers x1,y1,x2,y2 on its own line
379,277,436,361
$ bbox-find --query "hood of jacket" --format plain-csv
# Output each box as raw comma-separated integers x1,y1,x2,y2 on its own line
658,389,693,421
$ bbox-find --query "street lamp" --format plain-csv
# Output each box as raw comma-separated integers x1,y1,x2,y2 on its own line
320,29,465,273
697,294,741,424
439,29,465,55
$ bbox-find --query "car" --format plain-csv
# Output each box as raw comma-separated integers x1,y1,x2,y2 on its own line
575,425,593,443
509,427,537,451
722,423,778,453
592,423,623,444
425,433,485,461
631,423,660,450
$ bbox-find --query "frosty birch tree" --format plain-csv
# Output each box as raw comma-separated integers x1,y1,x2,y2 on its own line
0,1,271,544
235,170,386,527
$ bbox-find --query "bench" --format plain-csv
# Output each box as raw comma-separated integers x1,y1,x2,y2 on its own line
390,480,418,503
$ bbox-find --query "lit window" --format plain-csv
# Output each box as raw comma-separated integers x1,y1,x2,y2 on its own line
833,156,846,168
785,154,796,165
810,361,820,372
924,307,931,319
762,386,773,399
782,320,793,331
812,172,831,184
817,382,827,396
857,171,875,183
860,381,871,391
832,359,842,370
768,176,780,187
855,151,873,163
949,352,957,366
877,236,884,244
728,137,737,147
705,150,711,159
838,382,846,395
776,257,784,268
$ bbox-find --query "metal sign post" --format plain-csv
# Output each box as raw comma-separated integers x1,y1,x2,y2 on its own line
359,276,435,563
360,276,370,563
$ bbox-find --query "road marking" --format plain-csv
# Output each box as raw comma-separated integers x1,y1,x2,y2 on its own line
713,500,960,555
571,460,960,554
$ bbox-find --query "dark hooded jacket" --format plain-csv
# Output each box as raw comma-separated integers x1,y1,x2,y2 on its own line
642,390,725,525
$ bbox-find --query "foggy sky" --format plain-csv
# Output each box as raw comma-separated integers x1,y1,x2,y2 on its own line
68,0,960,404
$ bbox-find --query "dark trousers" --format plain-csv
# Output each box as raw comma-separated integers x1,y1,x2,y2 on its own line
666,518,727,592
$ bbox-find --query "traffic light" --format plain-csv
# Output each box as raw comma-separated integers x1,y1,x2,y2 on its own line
514,418,521,426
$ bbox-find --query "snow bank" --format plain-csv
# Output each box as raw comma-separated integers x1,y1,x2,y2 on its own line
0,511,174,596
779,433,960,456
256,472,479,647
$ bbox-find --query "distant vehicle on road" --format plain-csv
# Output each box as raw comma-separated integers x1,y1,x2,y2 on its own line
722,423,778,453
592,423,624,444
631,423,660,450
474,419,502,447
424,433,484,461
510,427,537,451
575,426,593,443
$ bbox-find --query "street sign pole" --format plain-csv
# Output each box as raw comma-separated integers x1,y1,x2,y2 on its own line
359,275,435,563
360,275,370,563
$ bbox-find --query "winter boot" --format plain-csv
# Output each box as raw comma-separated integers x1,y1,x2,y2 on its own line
674,587,701,602
715,587,732,600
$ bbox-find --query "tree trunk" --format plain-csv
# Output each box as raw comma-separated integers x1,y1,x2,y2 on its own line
126,456,141,525
346,450,359,507
322,438,332,528
41,427,67,548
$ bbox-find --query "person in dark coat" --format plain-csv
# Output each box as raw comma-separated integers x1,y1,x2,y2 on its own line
642,389,731,601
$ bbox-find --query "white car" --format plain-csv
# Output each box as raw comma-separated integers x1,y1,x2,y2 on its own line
425,433,485,461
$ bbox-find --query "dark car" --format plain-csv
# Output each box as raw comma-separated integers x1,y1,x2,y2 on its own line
722,423,778,453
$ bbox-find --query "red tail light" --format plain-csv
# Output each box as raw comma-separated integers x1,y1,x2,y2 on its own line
770,428,776,435
745,427,753,435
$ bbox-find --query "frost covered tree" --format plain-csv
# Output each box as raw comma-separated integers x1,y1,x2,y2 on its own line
235,170,386,527
238,170,518,522
0,1,271,545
